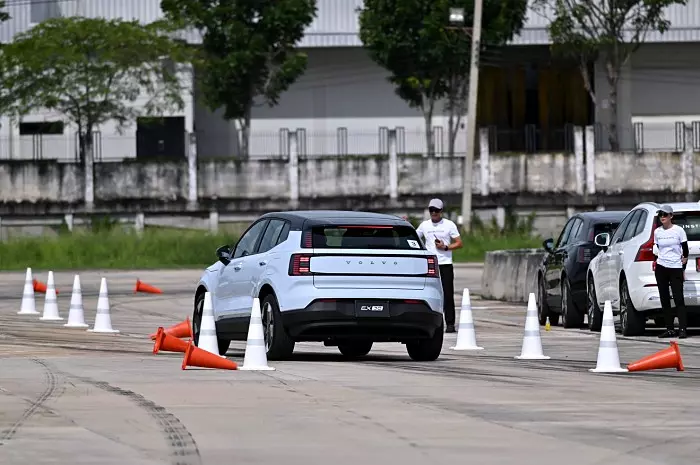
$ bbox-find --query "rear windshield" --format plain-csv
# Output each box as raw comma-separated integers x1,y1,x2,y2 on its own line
655,212,700,241
309,225,425,250
590,222,620,240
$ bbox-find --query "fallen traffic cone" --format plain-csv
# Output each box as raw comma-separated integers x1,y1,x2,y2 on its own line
515,292,550,360
64,275,89,328
149,316,193,340
40,271,63,321
590,300,627,373
153,327,190,354
87,278,119,334
628,341,684,372
239,298,275,371
18,267,39,315
450,288,483,351
33,278,59,295
135,279,162,294
181,341,238,370
196,292,222,356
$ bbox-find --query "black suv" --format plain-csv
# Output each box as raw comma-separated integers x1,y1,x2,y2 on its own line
537,211,627,329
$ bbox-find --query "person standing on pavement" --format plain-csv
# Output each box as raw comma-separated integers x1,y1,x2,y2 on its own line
653,204,689,339
415,198,463,333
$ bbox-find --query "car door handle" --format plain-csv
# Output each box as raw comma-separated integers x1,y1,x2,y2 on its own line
618,251,624,255
259,261,267,266
233,263,243,271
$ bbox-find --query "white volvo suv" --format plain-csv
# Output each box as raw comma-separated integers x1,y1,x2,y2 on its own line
586,201,700,336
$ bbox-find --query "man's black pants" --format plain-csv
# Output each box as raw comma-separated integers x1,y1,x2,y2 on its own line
439,264,455,326
655,263,687,330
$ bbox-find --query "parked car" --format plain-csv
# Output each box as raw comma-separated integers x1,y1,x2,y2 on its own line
536,211,627,329
192,210,445,361
587,201,700,336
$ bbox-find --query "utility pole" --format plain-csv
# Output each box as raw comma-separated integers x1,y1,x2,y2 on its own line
451,0,483,233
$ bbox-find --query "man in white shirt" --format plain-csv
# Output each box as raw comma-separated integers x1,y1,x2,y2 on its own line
415,198,463,333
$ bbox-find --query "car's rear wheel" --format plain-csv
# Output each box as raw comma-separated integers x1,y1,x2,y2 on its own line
406,323,443,361
261,293,295,361
561,278,584,328
587,276,603,332
338,341,373,358
620,279,645,336
193,292,230,356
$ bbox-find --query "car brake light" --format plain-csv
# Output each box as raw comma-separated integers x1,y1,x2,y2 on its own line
577,247,592,263
301,230,312,248
289,254,313,276
635,226,657,262
426,256,439,277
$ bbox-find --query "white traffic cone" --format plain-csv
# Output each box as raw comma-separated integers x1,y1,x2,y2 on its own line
450,288,483,351
590,300,628,373
196,292,223,356
64,275,88,328
88,278,119,334
18,267,39,315
39,271,63,321
515,292,550,360
239,298,275,371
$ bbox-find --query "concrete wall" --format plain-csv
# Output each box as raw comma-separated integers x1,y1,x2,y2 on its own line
480,250,546,302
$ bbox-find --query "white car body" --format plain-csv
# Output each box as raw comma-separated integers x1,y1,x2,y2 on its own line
586,201,700,335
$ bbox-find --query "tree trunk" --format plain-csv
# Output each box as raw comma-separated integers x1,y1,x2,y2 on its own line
606,59,620,152
236,107,252,159
424,112,434,156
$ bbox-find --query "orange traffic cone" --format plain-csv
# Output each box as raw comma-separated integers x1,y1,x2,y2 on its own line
33,279,59,295
152,327,190,355
149,316,192,340
181,341,238,370
135,279,163,294
627,341,684,372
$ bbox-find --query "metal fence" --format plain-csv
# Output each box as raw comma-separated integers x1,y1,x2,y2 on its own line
1,122,699,161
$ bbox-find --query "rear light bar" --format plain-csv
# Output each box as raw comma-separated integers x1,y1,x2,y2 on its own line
577,247,592,263
288,254,440,277
301,231,312,248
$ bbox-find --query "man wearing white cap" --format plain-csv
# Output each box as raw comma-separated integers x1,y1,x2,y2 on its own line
415,198,463,332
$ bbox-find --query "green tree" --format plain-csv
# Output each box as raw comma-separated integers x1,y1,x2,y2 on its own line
161,0,317,158
0,17,191,163
0,1,8,24
534,0,687,151
358,0,526,156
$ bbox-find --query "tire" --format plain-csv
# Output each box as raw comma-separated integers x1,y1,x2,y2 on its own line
561,278,584,328
537,276,559,326
587,276,603,332
620,279,645,336
406,323,444,361
261,293,295,361
338,341,373,358
193,292,230,356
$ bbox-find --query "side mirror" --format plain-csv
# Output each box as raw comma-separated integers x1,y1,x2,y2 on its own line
594,233,611,248
543,238,554,252
216,245,232,266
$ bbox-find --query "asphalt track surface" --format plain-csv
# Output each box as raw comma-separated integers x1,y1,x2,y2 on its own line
1,266,700,465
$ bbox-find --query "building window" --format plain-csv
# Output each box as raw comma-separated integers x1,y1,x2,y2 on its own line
30,0,62,24
19,121,65,135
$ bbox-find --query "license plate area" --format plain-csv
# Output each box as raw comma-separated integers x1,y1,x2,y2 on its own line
354,300,390,318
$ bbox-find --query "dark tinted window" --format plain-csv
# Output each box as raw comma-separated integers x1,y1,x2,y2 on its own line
556,219,576,248
611,212,634,244
591,221,621,240
623,210,643,242
258,219,287,254
276,222,291,245
311,225,424,250
233,220,269,258
634,211,648,236
570,218,584,242
668,212,700,241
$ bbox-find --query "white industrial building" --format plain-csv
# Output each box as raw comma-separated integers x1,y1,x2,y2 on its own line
1,0,700,160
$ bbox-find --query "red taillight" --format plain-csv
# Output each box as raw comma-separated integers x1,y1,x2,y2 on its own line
403,299,421,304
426,256,439,277
577,247,592,263
635,226,657,262
289,254,312,276
301,230,312,248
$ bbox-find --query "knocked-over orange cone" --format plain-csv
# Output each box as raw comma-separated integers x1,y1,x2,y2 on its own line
181,341,238,370
628,341,684,372
153,327,190,355
33,279,59,295
149,316,192,340
135,279,163,294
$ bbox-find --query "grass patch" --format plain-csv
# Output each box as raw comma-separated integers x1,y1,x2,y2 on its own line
0,228,233,271
0,209,543,270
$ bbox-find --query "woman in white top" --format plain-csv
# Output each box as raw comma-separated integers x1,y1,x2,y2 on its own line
653,204,689,339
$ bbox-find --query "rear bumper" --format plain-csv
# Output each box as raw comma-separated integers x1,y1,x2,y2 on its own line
282,298,444,343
